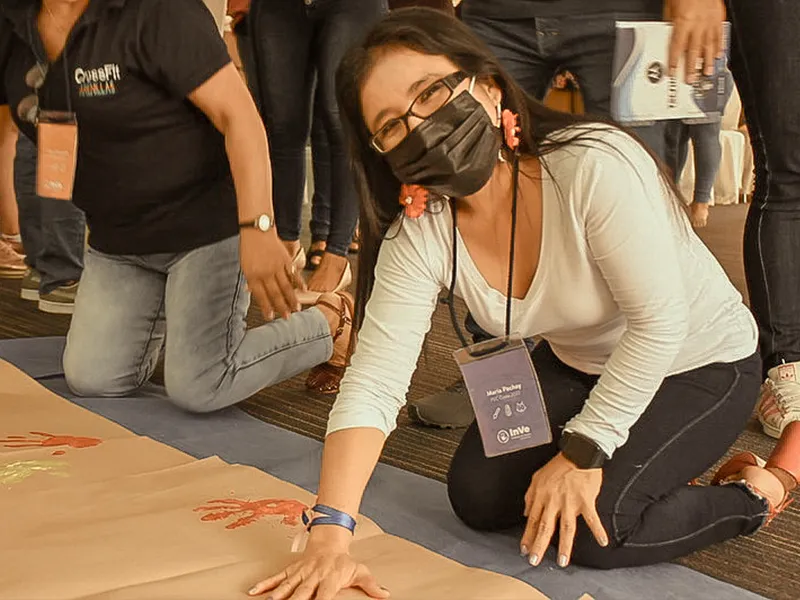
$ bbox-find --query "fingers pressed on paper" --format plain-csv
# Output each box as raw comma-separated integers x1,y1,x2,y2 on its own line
355,569,389,599
315,578,342,600
269,574,304,600
291,581,319,600
248,570,288,596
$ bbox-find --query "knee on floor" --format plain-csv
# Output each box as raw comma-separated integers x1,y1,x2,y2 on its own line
446,469,522,532
569,531,623,570
63,354,137,398
164,371,224,414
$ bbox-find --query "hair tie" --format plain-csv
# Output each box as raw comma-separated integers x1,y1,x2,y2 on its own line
399,183,429,219
501,109,521,151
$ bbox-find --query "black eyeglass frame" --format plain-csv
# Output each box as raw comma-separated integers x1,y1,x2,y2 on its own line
369,70,469,154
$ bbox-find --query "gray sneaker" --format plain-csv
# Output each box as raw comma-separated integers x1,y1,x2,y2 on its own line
38,281,78,315
408,379,475,429
20,268,41,301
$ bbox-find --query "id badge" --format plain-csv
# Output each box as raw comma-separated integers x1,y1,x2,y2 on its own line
454,334,551,457
36,110,78,201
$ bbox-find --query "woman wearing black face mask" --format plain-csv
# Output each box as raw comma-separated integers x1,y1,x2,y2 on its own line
248,9,800,599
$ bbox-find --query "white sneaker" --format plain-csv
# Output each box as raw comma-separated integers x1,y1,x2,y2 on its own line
757,361,800,439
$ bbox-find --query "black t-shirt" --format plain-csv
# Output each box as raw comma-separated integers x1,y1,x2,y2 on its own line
0,0,238,255
462,0,663,19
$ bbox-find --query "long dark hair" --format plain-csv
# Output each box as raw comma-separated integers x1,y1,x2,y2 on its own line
336,7,681,329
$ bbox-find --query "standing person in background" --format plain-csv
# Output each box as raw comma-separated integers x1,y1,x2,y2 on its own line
0,104,25,278
13,133,86,314
721,0,800,451
664,68,733,229
411,0,669,428
246,0,388,300
305,90,333,272
664,118,721,228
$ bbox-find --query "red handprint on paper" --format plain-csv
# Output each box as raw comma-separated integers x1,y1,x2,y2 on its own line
0,431,103,455
194,498,308,529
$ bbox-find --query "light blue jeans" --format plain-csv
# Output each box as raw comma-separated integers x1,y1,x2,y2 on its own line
63,236,333,412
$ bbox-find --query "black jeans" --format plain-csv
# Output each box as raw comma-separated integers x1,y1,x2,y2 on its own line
726,0,800,376
309,92,331,244
14,134,85,293
447,341,767,569
246,0,387,256
460,7,667,161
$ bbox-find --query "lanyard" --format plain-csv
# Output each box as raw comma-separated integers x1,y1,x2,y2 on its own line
447,154,520,355
26,8,75,115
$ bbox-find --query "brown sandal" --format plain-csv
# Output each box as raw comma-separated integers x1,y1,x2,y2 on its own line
306,292,355,395
711,451,795,526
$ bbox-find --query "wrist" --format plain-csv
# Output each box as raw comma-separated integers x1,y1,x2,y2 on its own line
306,524,353,552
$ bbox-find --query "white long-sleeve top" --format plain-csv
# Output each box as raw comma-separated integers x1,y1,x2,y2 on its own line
328,126,757,458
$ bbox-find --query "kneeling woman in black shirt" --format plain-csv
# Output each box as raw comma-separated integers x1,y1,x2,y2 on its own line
0,0,354,408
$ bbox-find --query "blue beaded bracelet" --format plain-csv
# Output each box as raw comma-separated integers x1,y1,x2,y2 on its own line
302,504,357,534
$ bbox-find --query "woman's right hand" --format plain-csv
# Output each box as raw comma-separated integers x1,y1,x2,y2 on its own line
248,546,389,600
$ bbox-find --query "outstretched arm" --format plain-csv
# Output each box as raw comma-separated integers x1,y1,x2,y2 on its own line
250,220,444,599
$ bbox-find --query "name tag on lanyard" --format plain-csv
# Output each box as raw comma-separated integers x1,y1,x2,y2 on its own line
36,110,78,201
454,334,552,457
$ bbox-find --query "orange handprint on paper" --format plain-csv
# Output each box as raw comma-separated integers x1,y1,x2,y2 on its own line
0,431,103,455
194,498,308,529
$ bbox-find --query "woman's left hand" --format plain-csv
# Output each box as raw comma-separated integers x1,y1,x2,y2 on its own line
521,453,608,568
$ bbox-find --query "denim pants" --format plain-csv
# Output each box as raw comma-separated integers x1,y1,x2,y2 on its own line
13,134,85,293
448,341,767,569
236,18,330,244
726,0,800,375
665,120,722,204
460,7,667,161
245,0,388,256
62,236,333,412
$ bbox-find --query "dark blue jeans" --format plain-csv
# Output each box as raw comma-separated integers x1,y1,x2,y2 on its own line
14,134,85,294
726,0,800,376
309,91,331,244
246,0,387,256
237,17,331,245
460,7,667,161
665,120,722,204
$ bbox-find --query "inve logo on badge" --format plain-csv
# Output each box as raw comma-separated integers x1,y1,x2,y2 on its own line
496,425,531,444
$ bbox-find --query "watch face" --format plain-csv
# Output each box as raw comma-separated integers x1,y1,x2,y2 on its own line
256,214,271,231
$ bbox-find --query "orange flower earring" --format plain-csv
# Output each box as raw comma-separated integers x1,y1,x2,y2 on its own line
399,183,430,219
501,109,521,151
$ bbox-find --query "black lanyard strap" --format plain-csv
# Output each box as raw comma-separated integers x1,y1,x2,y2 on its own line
448,155,520,352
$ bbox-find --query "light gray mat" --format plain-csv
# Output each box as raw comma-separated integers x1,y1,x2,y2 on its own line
0,336,765,600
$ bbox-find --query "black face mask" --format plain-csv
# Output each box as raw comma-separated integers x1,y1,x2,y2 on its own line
384,89,502,198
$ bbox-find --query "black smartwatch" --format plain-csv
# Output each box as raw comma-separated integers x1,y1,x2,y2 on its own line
558,431,608,470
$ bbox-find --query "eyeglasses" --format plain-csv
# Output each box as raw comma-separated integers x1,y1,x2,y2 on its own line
18,63,48,124
370,71,469,154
